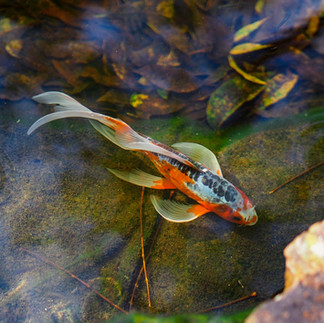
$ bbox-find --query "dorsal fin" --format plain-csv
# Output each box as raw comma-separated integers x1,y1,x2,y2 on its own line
172,142,223,176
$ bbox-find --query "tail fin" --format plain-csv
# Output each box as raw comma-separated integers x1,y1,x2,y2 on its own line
27,91,141,150
28,92,196,167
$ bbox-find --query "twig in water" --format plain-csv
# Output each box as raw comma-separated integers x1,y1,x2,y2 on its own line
21,247,128,314
269,160,324,194
129,220,162,310
139,187,151,307
198,291,257,313
129,190,175,310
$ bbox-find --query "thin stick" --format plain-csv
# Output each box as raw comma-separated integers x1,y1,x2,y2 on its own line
198,291,257,313
129,220,163,310
21,247,127,314
139,187,151,307
269,160,324,194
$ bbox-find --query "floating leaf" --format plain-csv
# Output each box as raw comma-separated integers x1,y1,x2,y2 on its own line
233,17,269,43
207,74,264,127
257,72,298,111
5,39,23,58
228,55,266,85
230,42,271,55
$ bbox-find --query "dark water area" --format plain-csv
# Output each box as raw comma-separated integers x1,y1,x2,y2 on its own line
0,1,323,322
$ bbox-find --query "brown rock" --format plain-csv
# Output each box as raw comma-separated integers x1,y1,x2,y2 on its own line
284,220,324,290
246,220,324,323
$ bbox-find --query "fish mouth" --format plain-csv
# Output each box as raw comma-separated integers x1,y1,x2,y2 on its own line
239,207,258,226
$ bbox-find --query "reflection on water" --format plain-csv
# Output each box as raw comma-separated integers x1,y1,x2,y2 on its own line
0,0,323,321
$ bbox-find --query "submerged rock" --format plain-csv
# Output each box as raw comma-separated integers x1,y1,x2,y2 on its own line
246,220,324,323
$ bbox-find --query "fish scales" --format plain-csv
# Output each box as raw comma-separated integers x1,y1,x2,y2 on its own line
153,153,243,208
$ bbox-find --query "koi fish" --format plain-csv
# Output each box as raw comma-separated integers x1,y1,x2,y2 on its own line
28,92,258,225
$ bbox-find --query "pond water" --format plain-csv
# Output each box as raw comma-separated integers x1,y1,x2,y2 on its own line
0,1,323,322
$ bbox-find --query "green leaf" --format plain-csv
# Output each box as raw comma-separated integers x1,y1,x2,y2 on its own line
228,55,266,85
207,74,264,128
233,17,269,42
230,42,271,55
257,72,299,111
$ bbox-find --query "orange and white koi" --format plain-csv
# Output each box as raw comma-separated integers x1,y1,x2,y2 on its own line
28,92,258,225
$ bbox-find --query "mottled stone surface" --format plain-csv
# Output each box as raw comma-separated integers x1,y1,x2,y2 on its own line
246,220,324,323
0,100,323,321
284,220,324,290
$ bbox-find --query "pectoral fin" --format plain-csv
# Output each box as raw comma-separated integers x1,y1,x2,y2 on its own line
107,168,176,189
150,195,210,223
172,142,223,176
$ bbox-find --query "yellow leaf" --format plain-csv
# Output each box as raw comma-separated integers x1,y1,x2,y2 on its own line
305,15,320,39
228,55,266,85
234,17,269,43
5,39,23,58
258,72,299,110
130,93,149,108
157,0,174,19
255,0,265,14
230,42,271,55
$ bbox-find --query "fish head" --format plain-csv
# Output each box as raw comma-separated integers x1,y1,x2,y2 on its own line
234,205,258,226
211,199,258,226
230,188,258,226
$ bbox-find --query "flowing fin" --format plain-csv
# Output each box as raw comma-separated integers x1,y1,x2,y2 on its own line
28,92,197,168
33,91,90,111
172,142,223,176
150,195,210,223
107,168,176,189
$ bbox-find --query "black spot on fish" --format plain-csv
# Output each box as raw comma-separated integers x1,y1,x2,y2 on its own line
216,185,224,197
201,175,214,188
195,172,201,181
225,186,237,202
221,180,227,187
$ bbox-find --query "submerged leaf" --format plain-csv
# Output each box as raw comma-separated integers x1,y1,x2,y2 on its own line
157,50,180,67
233,17,269,42
228,55,266,85
230,42,271,55
130,93,149,108
80,66,120,87
255,0,265,14
135,65,200,93
5,39,23,58
257,72,299,111
0,18,16,35
207,74,264,127
157,0,174,19
0,73,43,100
130,94,185,118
